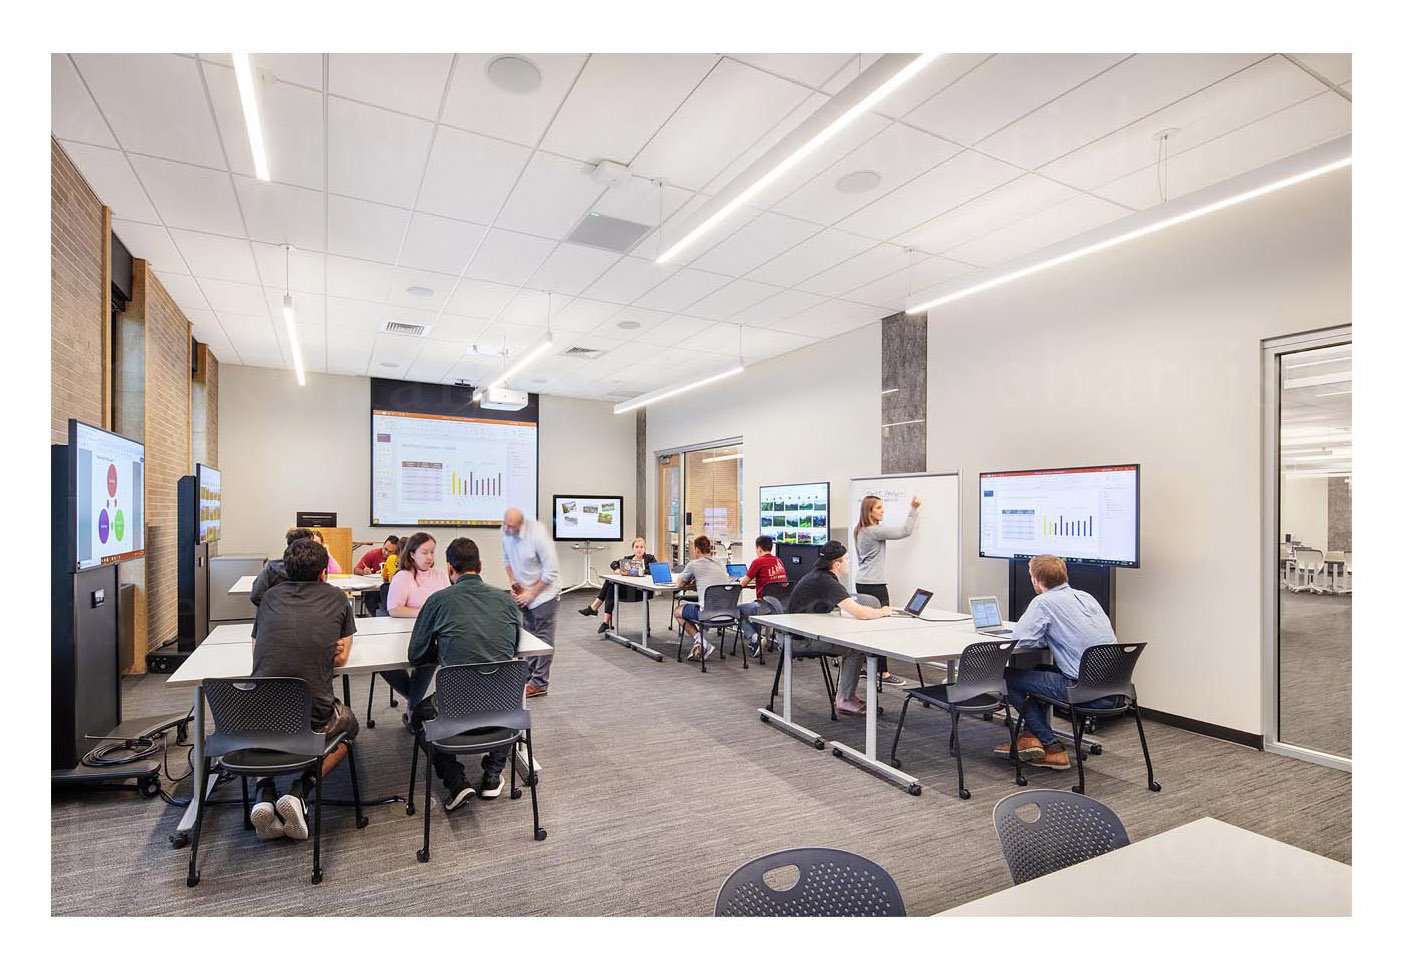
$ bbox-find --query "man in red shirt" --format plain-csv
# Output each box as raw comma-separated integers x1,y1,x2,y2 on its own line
354,535,399,576
738,535,787,656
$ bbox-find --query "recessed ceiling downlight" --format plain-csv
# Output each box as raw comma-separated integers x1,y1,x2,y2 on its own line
405,285,434,298
616,320,641,330
836,170,882,194
487,55,542,94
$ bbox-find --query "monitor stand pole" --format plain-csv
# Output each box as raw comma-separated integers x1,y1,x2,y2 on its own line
562,541,605,595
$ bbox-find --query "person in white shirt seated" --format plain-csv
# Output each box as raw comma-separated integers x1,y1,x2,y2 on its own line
674,535,731,662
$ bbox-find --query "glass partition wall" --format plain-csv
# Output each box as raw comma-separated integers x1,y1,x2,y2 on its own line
1263,328,1351,769
655,440,743,567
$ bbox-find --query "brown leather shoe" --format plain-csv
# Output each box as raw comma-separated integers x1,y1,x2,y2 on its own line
525,684,548,699
994,734,1046,762
1029,741,1071,770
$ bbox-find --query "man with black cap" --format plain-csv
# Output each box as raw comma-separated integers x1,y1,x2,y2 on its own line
786,539,892,716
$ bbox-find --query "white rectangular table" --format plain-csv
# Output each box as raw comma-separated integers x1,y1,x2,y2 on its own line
166,629,553,838
228,573,384,595
939,818,1351,916
598,574,676,661
202,615,417,645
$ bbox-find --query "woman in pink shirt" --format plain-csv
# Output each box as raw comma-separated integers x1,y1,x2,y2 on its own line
310,530,343,575
387,531,449,616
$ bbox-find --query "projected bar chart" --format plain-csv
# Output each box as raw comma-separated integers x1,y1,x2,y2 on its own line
450,470,503,497
1044,514,1093,537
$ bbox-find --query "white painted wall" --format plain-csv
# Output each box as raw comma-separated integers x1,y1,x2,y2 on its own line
1280,476,1328,550
218,366,637,587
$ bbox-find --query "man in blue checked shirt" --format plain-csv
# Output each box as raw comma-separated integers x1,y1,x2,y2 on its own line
501,507,560,698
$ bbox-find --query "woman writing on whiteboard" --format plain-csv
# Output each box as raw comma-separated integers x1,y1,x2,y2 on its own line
853,494,922,687
578,536,657,635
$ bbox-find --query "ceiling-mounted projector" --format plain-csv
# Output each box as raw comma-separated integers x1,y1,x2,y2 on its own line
479,385,529,411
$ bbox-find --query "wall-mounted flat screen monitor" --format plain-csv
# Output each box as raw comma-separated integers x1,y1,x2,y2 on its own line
759,482,830,547
978,464,1140,568
553,495,624,542
68,419,145,571
196,463,221,544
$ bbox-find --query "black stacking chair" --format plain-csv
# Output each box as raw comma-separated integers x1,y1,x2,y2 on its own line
889,639,1017,799
715,847,905,916
677,583,743,672
362,582,401,729
765,597,838,723
187,677,366,888
1011,642,1160,794
992,790,1129,884
406,660,546,863
754,581,790,656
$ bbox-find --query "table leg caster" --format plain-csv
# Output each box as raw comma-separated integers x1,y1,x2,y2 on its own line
1149,780,1162,792
959,789,971,800
417,848,430,863
535,829,548,842
1015,776,1028,787
311,871,323,885
907,784,922,796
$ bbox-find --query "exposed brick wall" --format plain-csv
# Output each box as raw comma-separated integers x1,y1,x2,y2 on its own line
51,138,104,442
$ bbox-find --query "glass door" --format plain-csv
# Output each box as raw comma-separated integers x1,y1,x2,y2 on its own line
1263,328,1351,769
656,453,682,569
683,443,743,563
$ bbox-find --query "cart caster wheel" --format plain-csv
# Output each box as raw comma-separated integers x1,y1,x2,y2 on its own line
1015,776,1028,787
367,719,376,729
1090,744,1103,756
356,816,370,829
890,757,901,769
417,849,430,863
186,874,199,887
170,833,190,849
535,829,548,841
139,777,161,798
510,789,522,800
760,713,769,724
959,789,971,800
908,784,922,796
1149,780,1162,792
526,774,539,788
405,804,415,816
832,748,843,758
1072,784,1084,794
311,871,323,885
814,739,825,750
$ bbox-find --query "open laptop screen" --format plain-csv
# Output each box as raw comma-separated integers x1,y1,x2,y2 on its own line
969,596,1002,629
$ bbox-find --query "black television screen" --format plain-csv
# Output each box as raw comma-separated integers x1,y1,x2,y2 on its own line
68,419,145,571
978,464,1140,568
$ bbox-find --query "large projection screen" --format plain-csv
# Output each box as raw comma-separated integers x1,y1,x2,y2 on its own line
370,379,539,528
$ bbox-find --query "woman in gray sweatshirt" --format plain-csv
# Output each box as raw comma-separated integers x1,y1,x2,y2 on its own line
853,494,922,685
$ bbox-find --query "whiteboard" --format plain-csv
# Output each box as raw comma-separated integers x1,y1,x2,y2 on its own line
847,472,962,614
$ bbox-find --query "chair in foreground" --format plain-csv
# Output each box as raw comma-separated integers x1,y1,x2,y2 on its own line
1011,643,1160,795
888,639,1016,799
406,660,546,863
992,790,1129,884
715,847,905,916
187,677,366,888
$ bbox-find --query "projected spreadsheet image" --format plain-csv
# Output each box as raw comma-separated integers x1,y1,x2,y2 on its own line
372,411,537,526
979,466,1138,566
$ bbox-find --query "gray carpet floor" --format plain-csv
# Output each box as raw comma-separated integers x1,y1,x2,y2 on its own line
1278,591,1351,757
52,590,1352,916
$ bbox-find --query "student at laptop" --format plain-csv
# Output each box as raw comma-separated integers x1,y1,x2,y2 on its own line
249,527,317,606
578,537,656,635
852,494,922,686
787,540,892,716
408,537,523,810
737,535,788,657
674,535,731,661
996,554,1119,770
249,538,358,841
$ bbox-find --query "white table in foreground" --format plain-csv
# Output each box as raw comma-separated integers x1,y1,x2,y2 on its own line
939,818,1350,916
202,615,417,645
228,573,383,595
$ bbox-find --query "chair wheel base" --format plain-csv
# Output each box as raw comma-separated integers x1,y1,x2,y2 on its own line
311,871,323,885
389,697,399,708
367,719,376,729
1071,785,1084,794
510,789,522,800
534,829,548,841
356,816,370,829
1015,776,1028,787
907,784,922,796
1149,780,1162,792
405,804,415,816
890,757,901,769
832,748,842,758
959,788,971,800
1089,745,1103,755
417,848,430,863
186,874,199,888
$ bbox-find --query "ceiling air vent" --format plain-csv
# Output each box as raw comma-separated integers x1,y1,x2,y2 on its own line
563,346,605,360
565,212,652,254
380,320,432,338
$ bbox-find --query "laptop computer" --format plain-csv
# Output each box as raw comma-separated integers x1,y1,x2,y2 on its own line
649,562,675,584
969,595,1013,635
889,588,933,617
726,563,747,579
622,558,647,577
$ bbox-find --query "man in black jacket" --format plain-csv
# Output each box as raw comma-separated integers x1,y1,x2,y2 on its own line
250,527,317,606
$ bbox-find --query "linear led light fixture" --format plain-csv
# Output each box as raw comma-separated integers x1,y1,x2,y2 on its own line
656,53,940,264
231,53,271,181
613,365,745,414
906,136,1352,316
1285,355,1351,369
701,452,743,464
472,333,555,402
281,294,306,386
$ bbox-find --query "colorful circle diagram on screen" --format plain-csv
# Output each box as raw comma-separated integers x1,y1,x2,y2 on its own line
98,508,110,544
114,508,125,542
107,462,118,497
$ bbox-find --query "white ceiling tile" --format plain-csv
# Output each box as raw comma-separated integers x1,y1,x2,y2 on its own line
942,194,1132,267
200,53,326,90
156,274,211,314
52,54,116,147
404,338,468,384
267,290,324,329
326,341,373,376
1095,92,1352,210
634,267,732,313
685,279,783,321
329,53,453,120
325,255,393,302
443,54,588,147
59,142,159,223
326,195,411,263
203,62,325,190
689,212,823,277
252,242,324,295
796,243,911,296
588,306,673,341
978,53,1264,170
327,97,435,208
399,212,487,275
895,173,1078,254
464,228,556,286
550,298,624,333
631,59,812,192
878,53,996,120
655,199,763,267
764,298,878,338
234,176,325,250
771,122,961,225
129,155,245,235
904,54,1125,146
633,314,719,347
704,92,837,197
739,325,815,359
189,309,232,353
370,333,425,372
72,54,225,167
1040,55,1328,192
1290,54,1350,85
496,152,604,237
527,243,621,296
498,290,550,326
745,228,875,288
111,219,186,277
444,279,519,319
325,297,389,338
681,322,744,354
427,314,487,344
417,125,532,223
204,281,272,316
387,267,461,312
588,179,694,231
843,256,972,308
169,229,260,284
541,53,719,163
726,54,854,89
836,149,1023,241
581,255,675,304
729,288,827,327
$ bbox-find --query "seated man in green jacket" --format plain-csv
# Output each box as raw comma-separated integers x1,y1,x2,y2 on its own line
408,537,523,811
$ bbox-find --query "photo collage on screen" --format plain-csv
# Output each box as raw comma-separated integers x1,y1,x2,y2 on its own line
759,482,830,546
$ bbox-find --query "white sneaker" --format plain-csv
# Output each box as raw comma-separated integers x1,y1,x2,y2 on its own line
703,643,716,660
444,781,476,812
478,774,505,799
275,794,309,840
250,799,284,841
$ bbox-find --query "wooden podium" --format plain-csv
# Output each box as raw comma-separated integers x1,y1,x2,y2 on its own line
291,525,354,575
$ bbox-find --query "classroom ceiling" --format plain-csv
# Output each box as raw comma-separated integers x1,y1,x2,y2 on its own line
52,52,1352,401
1280,342,1351,480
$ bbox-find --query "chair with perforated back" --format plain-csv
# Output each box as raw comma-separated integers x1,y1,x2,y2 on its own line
406,660,545,863
1011,643,1160,795
715,847,906,916
755,581,790,655
1291,547,1326,594
187,677,366,888
889,639,1017,799
677,583,743,672
765,596,838,724
992,790,1130,885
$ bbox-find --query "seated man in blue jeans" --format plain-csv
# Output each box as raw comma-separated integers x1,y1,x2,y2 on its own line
998,554,1119,770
